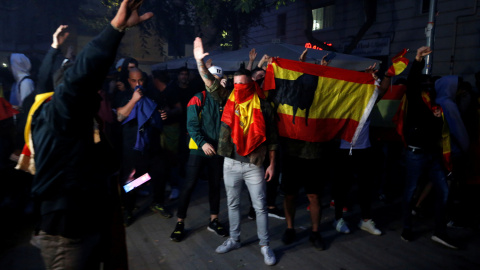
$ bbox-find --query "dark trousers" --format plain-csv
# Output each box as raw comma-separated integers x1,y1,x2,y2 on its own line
403,149,448,233
333,148,375,220
176,154,224,219
122,150,167,212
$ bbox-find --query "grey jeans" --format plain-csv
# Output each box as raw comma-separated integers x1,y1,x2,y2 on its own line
223,157,270,246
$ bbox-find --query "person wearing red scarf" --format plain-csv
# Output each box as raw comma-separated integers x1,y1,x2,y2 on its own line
193,37,278,266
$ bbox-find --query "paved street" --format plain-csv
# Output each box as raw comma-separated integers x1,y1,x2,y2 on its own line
1,171,480,270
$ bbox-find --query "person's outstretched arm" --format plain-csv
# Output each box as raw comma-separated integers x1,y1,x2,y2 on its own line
49,0,153,129
36,25,69,94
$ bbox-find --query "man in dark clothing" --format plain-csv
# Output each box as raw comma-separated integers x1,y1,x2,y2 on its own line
169,66,227,242
400,46,457,249
28,1,153,269
114,68,171,224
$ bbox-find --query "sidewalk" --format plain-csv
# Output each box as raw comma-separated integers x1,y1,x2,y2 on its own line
1,176,480,270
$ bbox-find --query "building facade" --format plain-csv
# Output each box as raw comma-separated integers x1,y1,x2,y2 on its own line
246,0,480,86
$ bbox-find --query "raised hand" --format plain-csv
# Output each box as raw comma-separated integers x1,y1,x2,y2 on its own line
111,0,154,31
416,46,432,61
365,63,379,79
321,54,330,66
52,25,69,49
299,48,308,62
249,48,257,61
193,37,209,60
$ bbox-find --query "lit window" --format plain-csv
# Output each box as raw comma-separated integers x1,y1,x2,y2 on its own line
312,5,335,31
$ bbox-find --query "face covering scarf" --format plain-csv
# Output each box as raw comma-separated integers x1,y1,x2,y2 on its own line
221,82,266,156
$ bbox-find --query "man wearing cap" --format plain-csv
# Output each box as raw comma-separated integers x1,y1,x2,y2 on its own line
169,64,228,242
193,37,278,266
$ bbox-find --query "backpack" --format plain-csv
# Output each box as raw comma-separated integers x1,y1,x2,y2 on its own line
188,91,206,150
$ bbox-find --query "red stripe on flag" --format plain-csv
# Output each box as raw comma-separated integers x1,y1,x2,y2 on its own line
277,114,359,142
264,64,276,91
381,85,407,100
272,58,375,85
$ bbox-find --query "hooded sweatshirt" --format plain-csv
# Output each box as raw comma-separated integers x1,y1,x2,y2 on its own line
9,53,34,107
435,75,470,154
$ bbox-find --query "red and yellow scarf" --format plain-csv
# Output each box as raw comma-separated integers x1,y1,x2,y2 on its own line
221,82,266,156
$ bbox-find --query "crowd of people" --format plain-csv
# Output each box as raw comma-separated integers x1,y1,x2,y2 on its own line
0,0,479,268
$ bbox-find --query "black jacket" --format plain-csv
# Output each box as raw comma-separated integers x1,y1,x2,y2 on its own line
31,25,124,218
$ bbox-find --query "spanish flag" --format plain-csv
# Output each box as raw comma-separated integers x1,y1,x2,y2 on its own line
264,58,378,145
370,85,407,141
221,82,266,156
386,49,409,76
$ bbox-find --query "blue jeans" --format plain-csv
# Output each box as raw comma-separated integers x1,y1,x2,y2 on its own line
223,157,269,246
403,149,449,233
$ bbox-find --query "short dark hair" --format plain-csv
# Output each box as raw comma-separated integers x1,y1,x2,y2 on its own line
251,67,265,77
178,66,189,74
152,69,170,84
128,67,144,77
234,67,252,78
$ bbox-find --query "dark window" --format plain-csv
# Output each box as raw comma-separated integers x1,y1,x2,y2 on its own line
421,0,431,14
277,13,286,37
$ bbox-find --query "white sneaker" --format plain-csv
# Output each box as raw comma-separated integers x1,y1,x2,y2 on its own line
359,219,382,235
169,188,179,200
215,238,241,254
260,246,276,266
333,218,350,234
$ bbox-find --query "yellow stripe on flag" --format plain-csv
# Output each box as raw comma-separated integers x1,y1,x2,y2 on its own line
275,75,376,120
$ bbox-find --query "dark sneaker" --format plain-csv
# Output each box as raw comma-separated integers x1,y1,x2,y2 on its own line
309,231,325,250
431,232,459,249
401,228,413,242
282,228,296,245
268,207,285,220
170,222,185,242
150,204,172,218
208,218,228,237
123,210,134,227
447,220,465,229
248,206,256,220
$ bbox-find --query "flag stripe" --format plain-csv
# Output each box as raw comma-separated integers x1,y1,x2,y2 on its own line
275,76,376,120
381,85,407,100
277,114,359,142
272,58,375,84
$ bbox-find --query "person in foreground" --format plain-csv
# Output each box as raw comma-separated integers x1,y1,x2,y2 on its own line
194,37,278,266
28,1,153,269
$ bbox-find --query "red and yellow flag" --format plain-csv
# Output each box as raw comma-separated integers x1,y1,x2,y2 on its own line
386,49,409,77
264,58,377,144
221,82,266,156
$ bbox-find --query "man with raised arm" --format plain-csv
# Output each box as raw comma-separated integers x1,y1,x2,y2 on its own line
193,37,278,266
28,1,153,269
